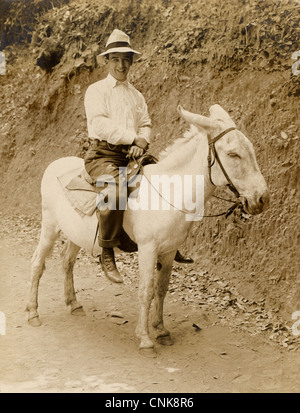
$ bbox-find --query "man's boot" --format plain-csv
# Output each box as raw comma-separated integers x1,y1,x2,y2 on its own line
100,247,123,283
174,250,194,264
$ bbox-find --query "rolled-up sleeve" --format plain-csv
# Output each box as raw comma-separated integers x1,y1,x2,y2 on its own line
84,85,136,145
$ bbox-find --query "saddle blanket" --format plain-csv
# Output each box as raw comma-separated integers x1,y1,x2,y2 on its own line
57,168,98,217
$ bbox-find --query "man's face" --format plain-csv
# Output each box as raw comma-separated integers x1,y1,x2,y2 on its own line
107,52,133,81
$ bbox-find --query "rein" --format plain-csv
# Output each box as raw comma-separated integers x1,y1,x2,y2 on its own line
142,172,240,219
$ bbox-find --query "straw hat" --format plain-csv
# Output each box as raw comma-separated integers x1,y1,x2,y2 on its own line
99,29,141,59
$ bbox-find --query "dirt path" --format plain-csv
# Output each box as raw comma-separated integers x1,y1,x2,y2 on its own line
0,214,299,393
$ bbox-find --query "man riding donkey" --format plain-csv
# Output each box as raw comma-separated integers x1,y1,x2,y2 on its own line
84,29,193,283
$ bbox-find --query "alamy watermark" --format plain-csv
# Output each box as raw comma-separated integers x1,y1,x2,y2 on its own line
0,52,5,75
0,312,6,335
291,311,300,336
95,168,205,221
291,50,300,76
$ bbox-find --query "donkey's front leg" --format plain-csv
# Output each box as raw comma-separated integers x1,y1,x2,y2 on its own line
152,250,176,345
135,243,157,351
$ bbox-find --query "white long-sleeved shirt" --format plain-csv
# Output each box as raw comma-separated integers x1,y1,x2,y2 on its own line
84,73,152,145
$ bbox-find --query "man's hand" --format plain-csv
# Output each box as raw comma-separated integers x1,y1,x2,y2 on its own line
127,137,149,159
128,145,144,159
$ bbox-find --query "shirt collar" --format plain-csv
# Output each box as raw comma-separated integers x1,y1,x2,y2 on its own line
106,73,129,88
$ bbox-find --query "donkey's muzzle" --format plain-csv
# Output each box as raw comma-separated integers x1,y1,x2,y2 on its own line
246,189,270,215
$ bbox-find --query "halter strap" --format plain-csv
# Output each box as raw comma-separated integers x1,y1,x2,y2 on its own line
209,127,236,144
207,127,240,198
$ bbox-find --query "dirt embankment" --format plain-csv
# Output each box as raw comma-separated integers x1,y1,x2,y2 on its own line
0,0,299,330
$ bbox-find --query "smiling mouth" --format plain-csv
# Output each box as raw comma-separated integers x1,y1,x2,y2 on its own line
116,71,127,77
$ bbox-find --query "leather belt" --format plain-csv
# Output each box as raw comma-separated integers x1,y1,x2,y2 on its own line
93,139,130,153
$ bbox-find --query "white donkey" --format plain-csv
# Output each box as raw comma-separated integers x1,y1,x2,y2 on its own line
26,105,270,353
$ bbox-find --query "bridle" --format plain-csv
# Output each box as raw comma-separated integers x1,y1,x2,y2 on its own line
207,127,240,198
206,126,249,218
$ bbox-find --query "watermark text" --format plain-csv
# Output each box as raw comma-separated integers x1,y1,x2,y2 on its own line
0,312,6,335
291,311,300,336
95,169,205,221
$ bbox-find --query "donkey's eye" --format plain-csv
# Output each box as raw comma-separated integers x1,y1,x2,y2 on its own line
228,153,241,159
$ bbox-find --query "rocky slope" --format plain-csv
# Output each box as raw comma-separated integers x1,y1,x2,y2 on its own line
0,0,299,326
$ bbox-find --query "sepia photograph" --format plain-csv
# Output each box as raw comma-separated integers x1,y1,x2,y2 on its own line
0,0,299,397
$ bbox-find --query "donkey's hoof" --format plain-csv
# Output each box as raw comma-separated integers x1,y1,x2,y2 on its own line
156,334,173,346
139,347,157,358
71,306,86,316
28,316,42,327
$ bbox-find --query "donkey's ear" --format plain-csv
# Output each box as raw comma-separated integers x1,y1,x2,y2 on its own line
209,104,236,127
177,105,214,131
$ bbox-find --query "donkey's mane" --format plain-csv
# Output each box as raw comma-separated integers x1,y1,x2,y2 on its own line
158,125,200,161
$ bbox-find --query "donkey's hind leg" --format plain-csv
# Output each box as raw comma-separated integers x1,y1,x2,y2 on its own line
26,220,60,326
61,240,85,316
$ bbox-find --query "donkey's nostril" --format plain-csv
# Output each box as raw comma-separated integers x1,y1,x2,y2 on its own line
259,191,270,209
